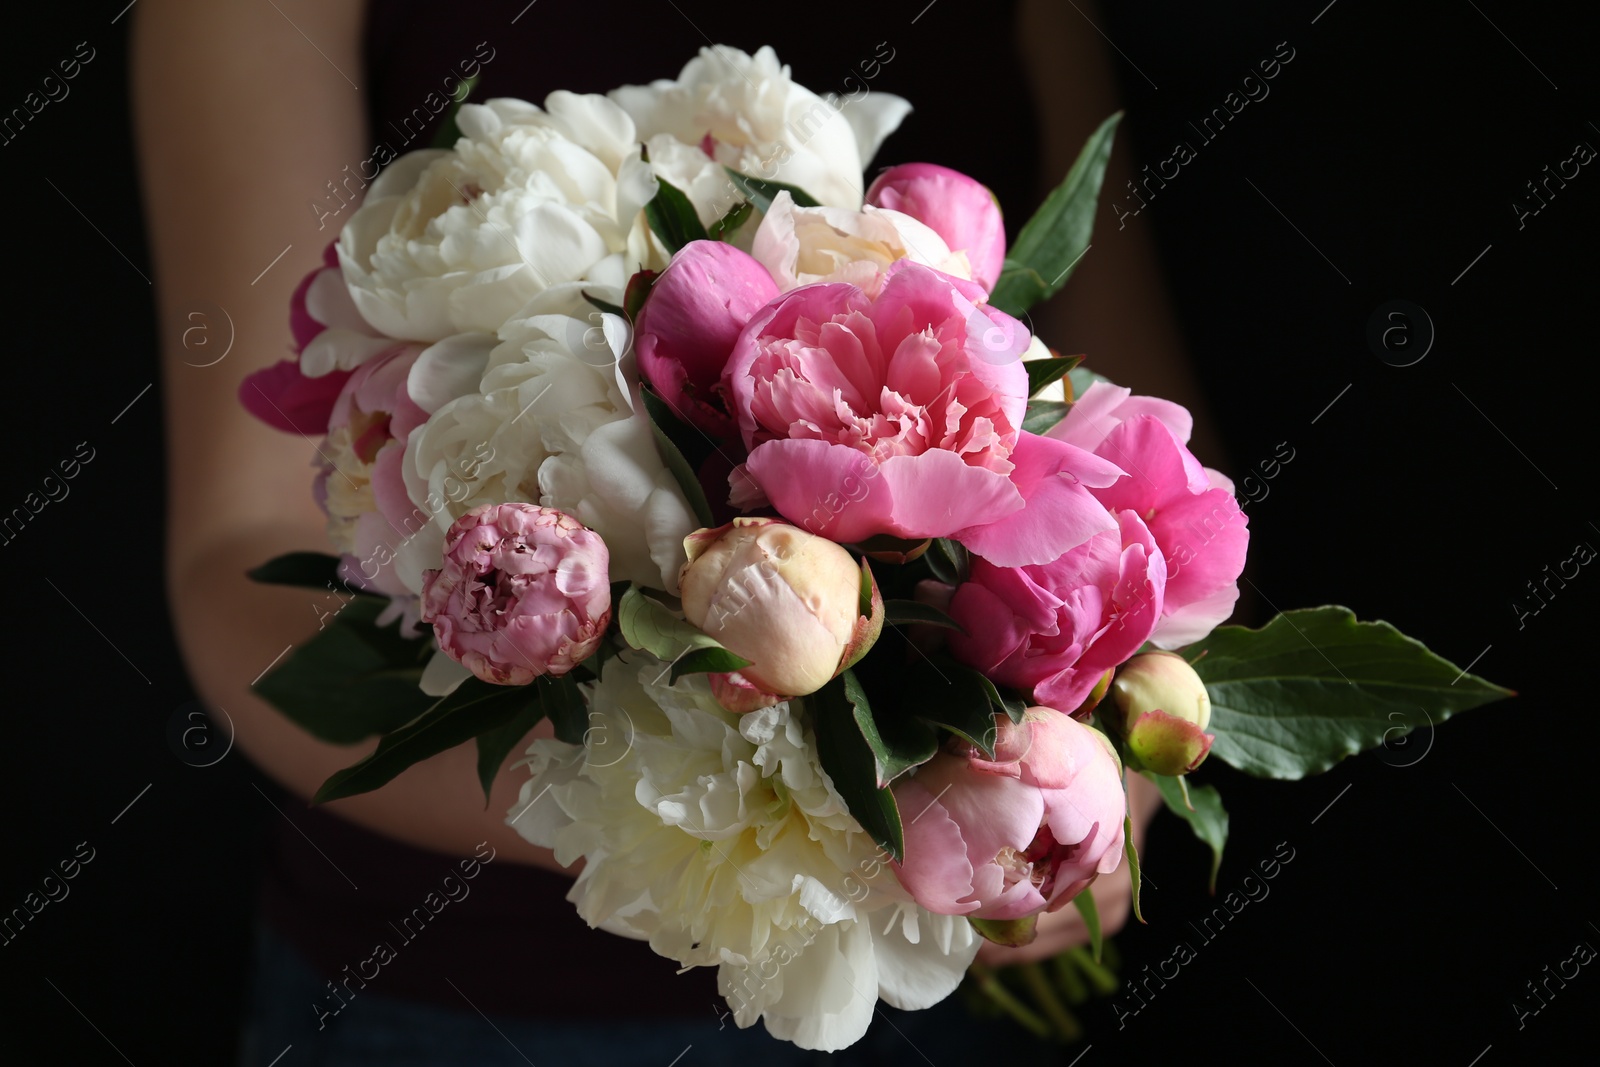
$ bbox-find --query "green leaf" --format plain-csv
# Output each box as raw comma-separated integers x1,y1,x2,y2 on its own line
1186,606,1514,779
638,388,716,528
253,598,435,744
858,558,875,618
925,538,969,586
1124,814,1145,923
582,292,626,319
989,112,1122,317
537,673,589,744
975,670,1029,724
669,646,753,684
643,173,708,254
883,599,965,631
708,199,754,241
722,167,822,212
902,657,1028,748
906,665,1003,758
1073,890,1103,963
1150,773,1229,892
314,679,537,803
430,74,480,148
616,585,736,672
848,671,936,786
1023,354,1083,398
1022,399,1071,435
247,551,362,593
969,914,1039,947
810,672,914,860
474,697,547,804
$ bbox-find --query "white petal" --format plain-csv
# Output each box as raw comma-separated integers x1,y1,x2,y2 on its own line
408,333,497,412
419,650,471,696
544,91,637,172
753,921,878,1052
870,906,979,1011
369,149,451,200
835,93,912,169
304,267,375,335
300,328,396,377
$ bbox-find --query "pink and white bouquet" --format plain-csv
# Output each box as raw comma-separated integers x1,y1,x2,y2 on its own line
245,46,1509,1051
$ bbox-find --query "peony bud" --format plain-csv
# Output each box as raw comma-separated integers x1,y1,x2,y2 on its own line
893,709,1126,921
634,240,779,438
421,504,611,686
865,163,1007,292
679,517,882,709
1111,652,1214,776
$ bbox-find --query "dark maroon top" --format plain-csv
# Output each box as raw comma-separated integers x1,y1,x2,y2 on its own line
263,0,1035,1019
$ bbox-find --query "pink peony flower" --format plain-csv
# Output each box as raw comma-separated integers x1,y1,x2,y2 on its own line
1049,382,1247,647
634,240,779,437
866,164,1006,292
725,261,1123,567
946,511,1167,712
421,504,612,686
893,709,1126,921
678,517,882,708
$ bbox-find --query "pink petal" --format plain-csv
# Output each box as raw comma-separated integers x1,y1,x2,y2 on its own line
954,432,1122,567
892,779,980,915
240,360,352,436
745,440,1022,544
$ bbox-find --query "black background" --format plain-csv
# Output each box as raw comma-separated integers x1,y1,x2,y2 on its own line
2,0,1596,1063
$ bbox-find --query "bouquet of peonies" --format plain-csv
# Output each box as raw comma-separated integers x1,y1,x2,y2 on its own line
244,45,1510,1051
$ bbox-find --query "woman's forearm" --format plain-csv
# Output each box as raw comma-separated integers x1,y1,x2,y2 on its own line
170,525,570,870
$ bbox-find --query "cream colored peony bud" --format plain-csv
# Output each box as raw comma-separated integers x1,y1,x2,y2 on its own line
679,517,882,710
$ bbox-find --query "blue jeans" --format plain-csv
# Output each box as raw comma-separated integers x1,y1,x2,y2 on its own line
237,923,1017,1066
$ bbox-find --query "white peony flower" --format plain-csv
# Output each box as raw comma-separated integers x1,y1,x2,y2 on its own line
509,655,980,1052
610,45,910,214
397,295,695,595
751,190,971,295
338,93,659,343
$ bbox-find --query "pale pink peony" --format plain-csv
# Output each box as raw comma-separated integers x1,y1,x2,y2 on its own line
679,517,882,708
421,504,611,686
726,261,1123,567
316,343,430,600
866,163,1007,292
893,709,1126,921
1049,382,1247,647
946,511,1168,712
634,240,779,437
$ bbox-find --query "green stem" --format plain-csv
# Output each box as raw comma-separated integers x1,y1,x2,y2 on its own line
1052,950,1089,1003
1068,946,1120,995
1017,962,1083,1041
969,964,1052,1040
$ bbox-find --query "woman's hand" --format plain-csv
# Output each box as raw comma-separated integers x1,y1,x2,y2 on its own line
975,770,1162,967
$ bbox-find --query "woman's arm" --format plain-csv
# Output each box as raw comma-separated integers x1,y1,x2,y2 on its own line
133,0,564,869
